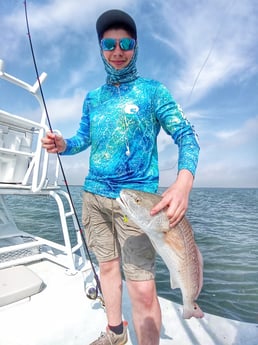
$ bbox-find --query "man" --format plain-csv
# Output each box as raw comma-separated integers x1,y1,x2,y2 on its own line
42,9,200,345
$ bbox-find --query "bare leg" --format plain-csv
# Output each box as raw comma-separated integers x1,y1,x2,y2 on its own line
99,258,123,326
126,279,161,345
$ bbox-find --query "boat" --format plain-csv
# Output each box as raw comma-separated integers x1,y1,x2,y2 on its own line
0,59,257,345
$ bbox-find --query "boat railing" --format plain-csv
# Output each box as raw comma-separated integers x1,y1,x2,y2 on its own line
0,60,88,274
0,59,58,192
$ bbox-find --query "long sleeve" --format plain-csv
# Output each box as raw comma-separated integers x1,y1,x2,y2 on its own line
154,83,200,176
61,97,91,155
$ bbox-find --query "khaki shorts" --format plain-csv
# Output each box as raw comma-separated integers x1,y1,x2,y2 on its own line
82,191,156,281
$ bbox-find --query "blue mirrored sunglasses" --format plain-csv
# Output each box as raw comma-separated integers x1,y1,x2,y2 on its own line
100,38,136,51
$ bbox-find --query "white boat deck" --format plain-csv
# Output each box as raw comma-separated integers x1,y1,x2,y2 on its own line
0,258,257,345
0,259,133,345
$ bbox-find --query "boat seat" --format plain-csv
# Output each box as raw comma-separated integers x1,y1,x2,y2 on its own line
0,265,45,307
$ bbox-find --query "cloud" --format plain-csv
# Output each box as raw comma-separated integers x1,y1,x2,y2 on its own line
48,95,83,121
216,129,240,140
0,0,133,61
151,0,258,104
159,113,258,187
213,115,258,148
195,159,258,188
3,1,107,38
59,152,90,185
193,114,258,187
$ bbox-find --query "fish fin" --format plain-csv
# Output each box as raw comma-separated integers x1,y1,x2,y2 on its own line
196,246,204,297
182,302,204,319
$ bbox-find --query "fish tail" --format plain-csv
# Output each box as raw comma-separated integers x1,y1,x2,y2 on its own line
182,302,204,319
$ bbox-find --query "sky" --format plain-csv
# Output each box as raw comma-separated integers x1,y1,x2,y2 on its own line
0,0,257,188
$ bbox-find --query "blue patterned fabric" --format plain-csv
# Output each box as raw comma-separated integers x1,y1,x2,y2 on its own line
63,77,200,198
101,45,139,84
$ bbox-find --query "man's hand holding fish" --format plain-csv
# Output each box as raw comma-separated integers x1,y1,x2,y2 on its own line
151,169,194,228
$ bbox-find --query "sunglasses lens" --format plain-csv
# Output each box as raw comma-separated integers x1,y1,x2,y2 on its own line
101,38,136,51
101,38,116,51
120,38,135,51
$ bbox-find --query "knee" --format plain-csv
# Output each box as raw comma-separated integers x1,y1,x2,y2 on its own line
99,258,121,276
127,280,158,309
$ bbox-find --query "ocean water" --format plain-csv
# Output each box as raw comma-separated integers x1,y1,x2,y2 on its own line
4,187,258,324
157,187,258,324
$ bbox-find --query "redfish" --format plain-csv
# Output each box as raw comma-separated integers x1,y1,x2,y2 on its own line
117,189,204,319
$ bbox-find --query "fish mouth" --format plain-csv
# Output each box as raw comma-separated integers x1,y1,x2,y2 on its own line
116,194,127,210
116,189,134,212
116,196,124,207
116,196,130,217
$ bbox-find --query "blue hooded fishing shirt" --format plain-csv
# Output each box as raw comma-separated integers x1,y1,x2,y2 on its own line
62,77,200,198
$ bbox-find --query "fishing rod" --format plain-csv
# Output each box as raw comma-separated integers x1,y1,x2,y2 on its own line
23,0,102,299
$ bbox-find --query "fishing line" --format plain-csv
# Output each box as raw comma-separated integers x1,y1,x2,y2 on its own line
160,0,236,173
23,0,102,297
187,0,236,103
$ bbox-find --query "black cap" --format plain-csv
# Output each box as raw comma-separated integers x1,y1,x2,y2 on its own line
96,9,137,42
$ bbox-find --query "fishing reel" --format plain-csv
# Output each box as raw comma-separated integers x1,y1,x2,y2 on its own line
85,284,105,307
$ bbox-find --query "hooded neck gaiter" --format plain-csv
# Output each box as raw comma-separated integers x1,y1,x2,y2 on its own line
101,46,139,84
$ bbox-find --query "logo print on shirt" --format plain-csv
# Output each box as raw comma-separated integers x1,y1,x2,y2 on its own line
124,104,139,114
